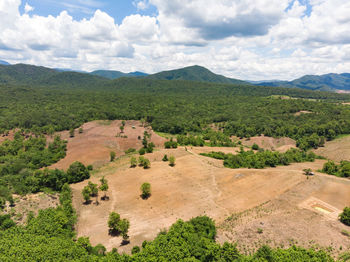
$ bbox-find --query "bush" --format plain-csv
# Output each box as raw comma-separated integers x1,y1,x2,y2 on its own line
141,183,151,199
87,165,93,171
252,143,259,150
110,151,116,162
67,161,90,183
139,148,146,155
125,148,136,154
131,246,140,254
340,207,350,226
130,157,137,168
108,212,121,233
69,128,75,137
169,156,175,167
162,154,168,161
78,128,83,134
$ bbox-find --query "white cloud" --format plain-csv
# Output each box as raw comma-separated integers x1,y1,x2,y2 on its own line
133,0,149,11
24,2,34,13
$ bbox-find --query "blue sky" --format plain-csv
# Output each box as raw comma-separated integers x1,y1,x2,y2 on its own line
1,0,350,80
19,0,158,23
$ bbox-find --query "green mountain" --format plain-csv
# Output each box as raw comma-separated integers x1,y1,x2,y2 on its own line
91,70,148,79
0,64,107,87
147,65,247,85
257,73,350,92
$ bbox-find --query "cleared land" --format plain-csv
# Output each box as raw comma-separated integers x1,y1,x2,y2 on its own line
313,135,350,162
49,120,166,170
240,135,296,152
44,121,349,255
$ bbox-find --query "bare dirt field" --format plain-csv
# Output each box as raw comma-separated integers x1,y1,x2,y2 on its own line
49,120,166,170
313,135,350,162
240,135,296,152
70,144,350,255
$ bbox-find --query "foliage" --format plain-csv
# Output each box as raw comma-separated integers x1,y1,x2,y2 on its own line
88,182,98,197
164,139,178,149
169,156,176,167
138,148,146,155
201,148,317,169
322,160,350,177
110,151,116,162
130,156,137,168
82,186,91,203
141,182,151,199
340,207,350,226
138,156,150,169
125,148,136,154
162,154,168,161
99,176,109,199
0,214,16,230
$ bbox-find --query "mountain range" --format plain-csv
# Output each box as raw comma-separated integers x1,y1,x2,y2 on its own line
0,60,349,92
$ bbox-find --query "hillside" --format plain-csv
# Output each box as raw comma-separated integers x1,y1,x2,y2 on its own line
91,70,148,79
257,73,350,92
147,65,247,84
0,64,107,87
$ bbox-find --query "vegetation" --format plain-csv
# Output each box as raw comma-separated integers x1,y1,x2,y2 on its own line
169,156,176,167
141,183,151,199
162,154,168,161
99,176,109,200
201,148,317,169
110,151,116,162
164,139,178,149
138,156,150,169
130,156,137,167
107,212,130,242
82,185,91,204
340,207,350,226
322,161,350,177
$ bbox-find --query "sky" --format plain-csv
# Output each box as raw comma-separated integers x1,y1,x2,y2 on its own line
0,0,350,80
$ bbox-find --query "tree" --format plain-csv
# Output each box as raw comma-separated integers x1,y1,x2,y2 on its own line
82,186,91,204
119,219,130,244
110,151,116,162
88,181,99,205
108,212,121,234
141,182,151,199
340,207,350,226
146,142,155,153
143,158,151,169
120,125,124,134
138,148,146,155
69,128,75,138
99,176,109,200
67,161,90,183
78,127,83,134
169,156,175,167
162,154,168,161
130,157,137,168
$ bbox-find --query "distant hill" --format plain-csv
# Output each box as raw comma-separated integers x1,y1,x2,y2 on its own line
256,73,350,92
0,60,10,65
0,64,107,87
146,65,247,85
91,70,148,79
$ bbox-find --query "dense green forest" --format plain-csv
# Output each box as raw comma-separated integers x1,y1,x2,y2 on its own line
0,185,337,261
1,76,350,152
322,160,350,178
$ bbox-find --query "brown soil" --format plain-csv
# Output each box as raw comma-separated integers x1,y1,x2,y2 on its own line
49,120,166,170
4,193,59,224
241,135,296,152
313,135,350,162
70,144,350,255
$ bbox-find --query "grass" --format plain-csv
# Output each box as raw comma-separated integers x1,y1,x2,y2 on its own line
96,120,113,126
154,131,176,139
334,134,350,140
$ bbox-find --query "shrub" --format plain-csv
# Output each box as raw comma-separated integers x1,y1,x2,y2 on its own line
169,156,175,167
130,157,137,168
87,165,93,171
108,212,121,234
162,154,168,161
141,183,151,199
252,143,259,150
78,128,83,134
110,151,116,162
67,161,90,183
139,148,146,155
131,246,140,254
125,148,136,154
82,186,91,203
340,207,350,226
69,128,75,137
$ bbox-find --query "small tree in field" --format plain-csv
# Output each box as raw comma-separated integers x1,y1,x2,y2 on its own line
162,154,168,161
88,181,99,205
120,125,124,134
169,156,176,167
130,157,137,168
82,186,91,204
69,128,75,138
110,151,116,162
119,219,130,244
340,207,350,226
99,176,109,200
143,158,151,169
141,183,151,199
108,212,121,234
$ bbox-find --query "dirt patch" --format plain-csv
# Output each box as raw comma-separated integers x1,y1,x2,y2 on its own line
218,173,350,257
70,143,349,254
3,193,59,224
313,135,350,162
241,135,296,152
49,120,166,170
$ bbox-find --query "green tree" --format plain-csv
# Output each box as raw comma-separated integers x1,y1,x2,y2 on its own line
169,156,175,167
67,161,90,183
110,151,116,162
82,186,91,204
138,148,146,155
340,207,350,226
99,176,109,200
69,128,75,137
108,212,121,234
141,182,151,199
120,125,124,133
78,127,83,134
162,154,168,161
119,219,130,244
130,157,137,168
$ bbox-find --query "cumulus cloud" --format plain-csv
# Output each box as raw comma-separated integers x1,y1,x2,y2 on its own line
24,2,34,13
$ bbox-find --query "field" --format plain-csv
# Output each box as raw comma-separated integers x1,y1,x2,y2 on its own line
47,121,350,255
313,135,350,162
